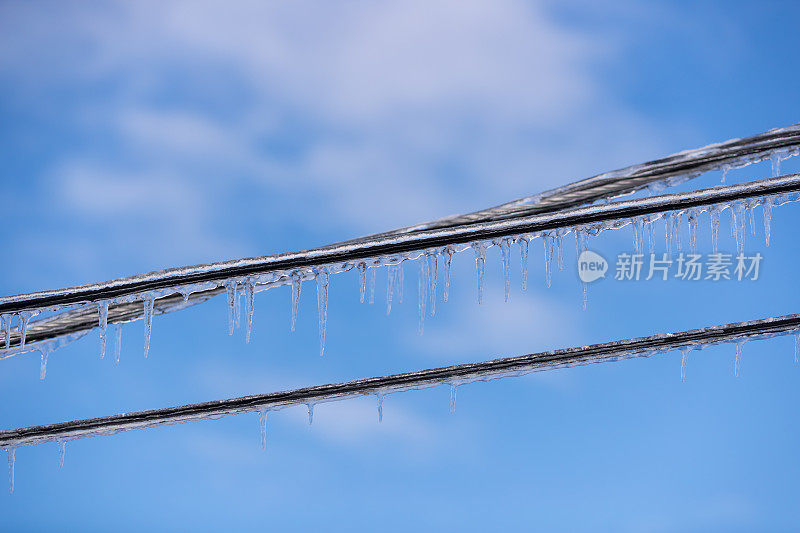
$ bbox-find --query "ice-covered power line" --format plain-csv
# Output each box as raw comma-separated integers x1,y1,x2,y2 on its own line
344,123,800,240
2,311,799,492
2,173,800,368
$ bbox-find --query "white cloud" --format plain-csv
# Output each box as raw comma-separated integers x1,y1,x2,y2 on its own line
410,282,578,360
0,0,671,271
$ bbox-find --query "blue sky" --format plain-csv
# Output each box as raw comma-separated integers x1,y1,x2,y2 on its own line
1,1,800,531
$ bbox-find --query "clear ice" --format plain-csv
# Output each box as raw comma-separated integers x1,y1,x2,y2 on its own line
500,238,511,303
376,393,384,423
244,279,255,344
428,253,438,317
290,273,301,331
443,248,453,302
735,340,744,377
368,268,376,305
98,301,109,359
449,383,458,414
763,197,773,246
113,324,122,365
57,440,66,469
258,410,268,450
225,280,238,335
316,269,329,357
709,207,720,253
519,237,529,292
418,258,429,334
6,448,14,494
543,233,553,288
142,294,155,359
680,347,690,383
472,242,486,304
1,314,10,350
358,263,366,304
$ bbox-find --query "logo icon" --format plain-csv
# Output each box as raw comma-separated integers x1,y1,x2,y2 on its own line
577,250,608,283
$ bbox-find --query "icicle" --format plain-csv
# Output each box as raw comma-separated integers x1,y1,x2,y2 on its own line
632,218,643,255
674,212,682,252
142,294,155,359
357,263,366,304
543,233,553,288
6,447,14,494
449,383,458,414
98,301,109,359
665,213,674,254
290,273,301,331
376,393,384,423
733,202,746,254
556,231,564,271
418,258,428,334
688,210,698,254
428,253,438,317
795,331,799,363
747,202,756,236
244,279,255,343
397,262,404,304
709,207,720,253
771,152,781,177
18,311,35,348
472,242,486,304
734,340,743,377
225,280,237,335
721,164,730,183
316,269,329,357
386,265,396,315
368,268,375,305
680,347,690,382
763,197,773,246
257,410,268,450
499,239,511,303
39,345,52,380
307,403,314,425
113,324,122,365
443,248,453,302
646,218,655,253
57,440,66,469
519,237,529,292
1,314,11,350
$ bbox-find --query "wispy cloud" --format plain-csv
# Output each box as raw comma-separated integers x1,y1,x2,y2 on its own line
0,0,671,276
